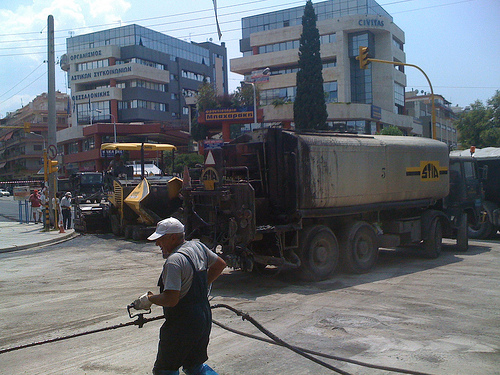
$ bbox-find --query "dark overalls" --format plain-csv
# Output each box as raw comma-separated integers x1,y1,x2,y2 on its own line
153,251,212,375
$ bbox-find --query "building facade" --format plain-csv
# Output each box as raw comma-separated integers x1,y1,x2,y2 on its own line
405,90,459,149
231,0,419,135
0,92,70,182
58,24,227,173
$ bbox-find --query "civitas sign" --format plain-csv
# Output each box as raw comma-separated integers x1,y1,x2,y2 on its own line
358,19,384,27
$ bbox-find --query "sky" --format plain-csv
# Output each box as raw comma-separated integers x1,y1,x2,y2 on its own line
0,0,499,118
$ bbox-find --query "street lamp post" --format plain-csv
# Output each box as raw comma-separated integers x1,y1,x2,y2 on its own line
250,82,257,129
95,109,116,143
242,67,270,131
110,113,117,143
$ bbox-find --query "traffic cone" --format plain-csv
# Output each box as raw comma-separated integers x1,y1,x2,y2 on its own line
58,218,65,233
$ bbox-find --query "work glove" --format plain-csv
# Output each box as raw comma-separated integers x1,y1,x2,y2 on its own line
132,292,153,310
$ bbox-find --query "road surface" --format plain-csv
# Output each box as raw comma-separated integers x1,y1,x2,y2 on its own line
0,234,499,374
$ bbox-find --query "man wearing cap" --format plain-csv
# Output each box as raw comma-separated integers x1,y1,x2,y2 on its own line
60,192,72,230
132,217,226,375
29,189,42,223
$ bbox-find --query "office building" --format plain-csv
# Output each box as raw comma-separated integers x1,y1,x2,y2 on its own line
231,0,419,135
58,24,227,173
0,92,70,182
406,90,458,148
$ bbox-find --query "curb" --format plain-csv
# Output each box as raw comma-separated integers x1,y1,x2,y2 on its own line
0,231,80,254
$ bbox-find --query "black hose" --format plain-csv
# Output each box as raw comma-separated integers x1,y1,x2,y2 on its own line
1,303,435,375
212,303,352,375
0,314,165,355
211,318,433,375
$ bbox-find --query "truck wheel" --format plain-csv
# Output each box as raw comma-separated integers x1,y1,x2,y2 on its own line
456,213,468,252
341,222,379,274
110,214,121,236
298,225,339,281
423,218,442,259
468,202,496,239
124,225,134,239
132,226,144,241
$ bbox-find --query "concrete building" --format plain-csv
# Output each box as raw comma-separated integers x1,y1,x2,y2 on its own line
58,24,227,173
405,90,458,149
231,0,420,135
0,92,70,182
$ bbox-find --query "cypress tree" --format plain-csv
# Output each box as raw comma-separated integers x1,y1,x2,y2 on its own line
293,0,327,131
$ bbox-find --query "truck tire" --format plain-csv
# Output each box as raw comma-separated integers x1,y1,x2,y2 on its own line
124,225,134,239
132,226,147,241
423,217,442,259
298,225,339,281
456,213,468,252
468,202,496,239
110,214,121,236
341,221,379,274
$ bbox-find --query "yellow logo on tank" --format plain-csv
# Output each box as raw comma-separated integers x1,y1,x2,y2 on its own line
406,161,448,181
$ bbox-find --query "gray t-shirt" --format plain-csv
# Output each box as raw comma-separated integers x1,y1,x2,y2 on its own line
161,240,219,298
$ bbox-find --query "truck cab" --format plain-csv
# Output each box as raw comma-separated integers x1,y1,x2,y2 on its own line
447,156,483,223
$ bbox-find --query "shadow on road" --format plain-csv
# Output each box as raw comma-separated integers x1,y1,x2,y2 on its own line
211,242,493,301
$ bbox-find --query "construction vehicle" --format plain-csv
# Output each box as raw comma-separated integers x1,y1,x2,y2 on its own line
102,143,183,240
451,147,500,238
182,128,475,281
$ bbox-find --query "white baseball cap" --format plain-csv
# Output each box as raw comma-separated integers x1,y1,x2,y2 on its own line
147,217,184,241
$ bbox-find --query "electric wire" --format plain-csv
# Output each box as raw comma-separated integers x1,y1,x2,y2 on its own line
0,71,46,106
0,62,45,99
0,0,468,50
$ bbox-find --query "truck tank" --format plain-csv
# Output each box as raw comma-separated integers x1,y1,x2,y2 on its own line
225,129,449,219
295,132,450,210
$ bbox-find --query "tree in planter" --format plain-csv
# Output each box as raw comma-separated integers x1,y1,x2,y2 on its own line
164,151,204,175
380,125,403,136
293,0,328,131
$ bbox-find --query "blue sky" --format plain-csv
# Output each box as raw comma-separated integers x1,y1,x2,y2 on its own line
0,0,498,117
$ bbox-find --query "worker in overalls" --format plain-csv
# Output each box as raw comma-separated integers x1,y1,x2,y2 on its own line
132,217,226,375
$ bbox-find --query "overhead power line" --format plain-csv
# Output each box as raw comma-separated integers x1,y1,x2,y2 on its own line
0,62,45,99
0,71,46,107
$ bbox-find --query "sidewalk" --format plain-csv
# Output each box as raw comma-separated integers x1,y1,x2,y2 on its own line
0,221,78,253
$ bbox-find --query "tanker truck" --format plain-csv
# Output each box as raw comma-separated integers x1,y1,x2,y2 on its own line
183,128,471,281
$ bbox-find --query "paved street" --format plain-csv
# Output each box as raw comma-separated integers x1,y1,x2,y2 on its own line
0,233,499,375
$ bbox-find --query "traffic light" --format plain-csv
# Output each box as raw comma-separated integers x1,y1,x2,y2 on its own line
357,46,370,69
24,122,31,133
48,160,58,174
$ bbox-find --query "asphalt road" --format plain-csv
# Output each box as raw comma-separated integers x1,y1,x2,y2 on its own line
0,195,21,222
0,234,499,375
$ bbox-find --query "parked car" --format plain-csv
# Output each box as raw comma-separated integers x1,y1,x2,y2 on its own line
0,189,11,197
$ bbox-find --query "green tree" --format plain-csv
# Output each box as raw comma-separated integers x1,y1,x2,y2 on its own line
190,116,207,142
164,152,204,175
293,0,327,131
233,84,256,108
380,125,403,136
456,90,500,148
196,80,218,112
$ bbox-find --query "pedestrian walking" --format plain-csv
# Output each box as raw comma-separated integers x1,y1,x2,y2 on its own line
60,192,72,229
29,189,42,223
131,217,226,375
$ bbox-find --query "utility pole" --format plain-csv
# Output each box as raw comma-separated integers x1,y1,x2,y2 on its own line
47,15,57,226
